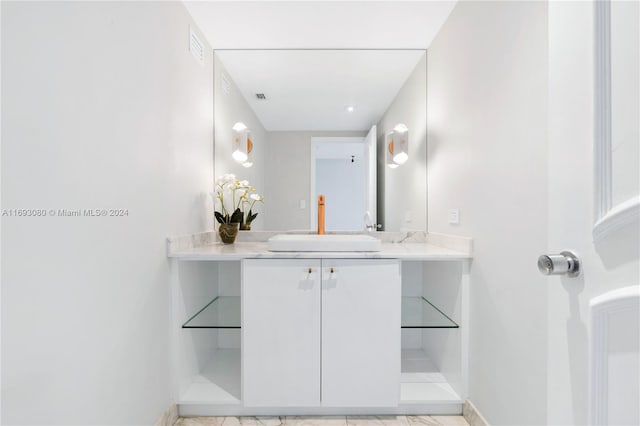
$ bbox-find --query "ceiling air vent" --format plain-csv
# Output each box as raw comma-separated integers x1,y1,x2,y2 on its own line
189,26,204,65
255,93,267,100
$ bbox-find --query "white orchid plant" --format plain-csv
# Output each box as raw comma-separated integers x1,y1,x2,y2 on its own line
214,174,264,228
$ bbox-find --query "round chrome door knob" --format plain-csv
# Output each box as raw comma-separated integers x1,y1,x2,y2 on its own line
538,251,580,277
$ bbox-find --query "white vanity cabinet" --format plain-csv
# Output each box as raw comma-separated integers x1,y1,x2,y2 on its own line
242,258,401,408
169,236,472,416
242,259,322,407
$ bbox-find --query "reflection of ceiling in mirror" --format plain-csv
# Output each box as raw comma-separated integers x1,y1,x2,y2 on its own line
216,50,425,132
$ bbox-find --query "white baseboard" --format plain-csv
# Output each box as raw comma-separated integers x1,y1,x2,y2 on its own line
155,402,179,426
463,400,490,426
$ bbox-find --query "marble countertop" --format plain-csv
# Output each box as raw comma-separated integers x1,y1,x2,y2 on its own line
167,232,472,261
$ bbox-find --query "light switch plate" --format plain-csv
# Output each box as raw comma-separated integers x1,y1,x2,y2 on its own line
299,200,306,209
448,209,460,224
221,72,230,95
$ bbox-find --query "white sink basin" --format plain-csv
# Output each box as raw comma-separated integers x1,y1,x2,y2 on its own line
268,234,381,252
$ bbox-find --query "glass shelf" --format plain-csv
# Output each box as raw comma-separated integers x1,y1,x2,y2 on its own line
401,297,459,328
182,296,240,329
183,295,456,329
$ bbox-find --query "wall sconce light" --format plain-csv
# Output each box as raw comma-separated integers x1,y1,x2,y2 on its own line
390,123,409,165
232,122,253,167
386,124,408,168
242,147,254,168
386,132,399,169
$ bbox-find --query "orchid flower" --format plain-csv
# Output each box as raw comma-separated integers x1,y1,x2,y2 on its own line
214,175,263,227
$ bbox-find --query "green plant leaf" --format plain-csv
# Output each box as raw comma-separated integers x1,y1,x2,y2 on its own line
214,211,225,224
246,210,258,224
230,208,243,224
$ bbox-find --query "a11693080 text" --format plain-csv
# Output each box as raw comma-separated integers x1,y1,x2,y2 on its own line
1,208,129,217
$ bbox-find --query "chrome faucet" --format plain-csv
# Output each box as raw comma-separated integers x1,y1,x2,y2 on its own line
364,211,377,232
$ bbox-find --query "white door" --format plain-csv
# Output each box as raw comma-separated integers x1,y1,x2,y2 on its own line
242,259,321,407
547,2,639,424
321,259,401,407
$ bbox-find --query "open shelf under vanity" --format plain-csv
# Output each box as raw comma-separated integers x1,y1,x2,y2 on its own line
400,349,462,404
179,347,241,406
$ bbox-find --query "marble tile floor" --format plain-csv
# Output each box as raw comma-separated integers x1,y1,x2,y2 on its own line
175,415,470,426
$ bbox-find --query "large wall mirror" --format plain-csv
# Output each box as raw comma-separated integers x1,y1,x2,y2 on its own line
213,50,427,232
593,0,640,241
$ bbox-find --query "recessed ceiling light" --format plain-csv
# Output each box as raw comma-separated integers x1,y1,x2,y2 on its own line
345,105,356,113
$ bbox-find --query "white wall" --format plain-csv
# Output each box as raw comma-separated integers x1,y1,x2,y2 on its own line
427,2,548,424
547,2,640,424
1,2,214,424
264,131,365,230
377,53,427,232
214,54,266,229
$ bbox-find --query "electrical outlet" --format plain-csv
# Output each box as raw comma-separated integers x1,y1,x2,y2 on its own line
448,209,460,224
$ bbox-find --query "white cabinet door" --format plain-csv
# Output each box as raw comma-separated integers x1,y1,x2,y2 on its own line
242,259,321,407
321,259,401,407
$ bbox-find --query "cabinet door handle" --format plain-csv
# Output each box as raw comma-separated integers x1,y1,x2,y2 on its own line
308,268,313,274
323,267,337,289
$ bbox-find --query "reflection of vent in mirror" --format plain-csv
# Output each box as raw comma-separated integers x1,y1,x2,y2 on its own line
189,26,204,65
255,93,267,100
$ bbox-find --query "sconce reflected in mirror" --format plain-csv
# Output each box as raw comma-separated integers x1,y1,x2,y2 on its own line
386,123,409,168
242,146,254,168
232,122,254,167
391,123,408,165
386,132,399,169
